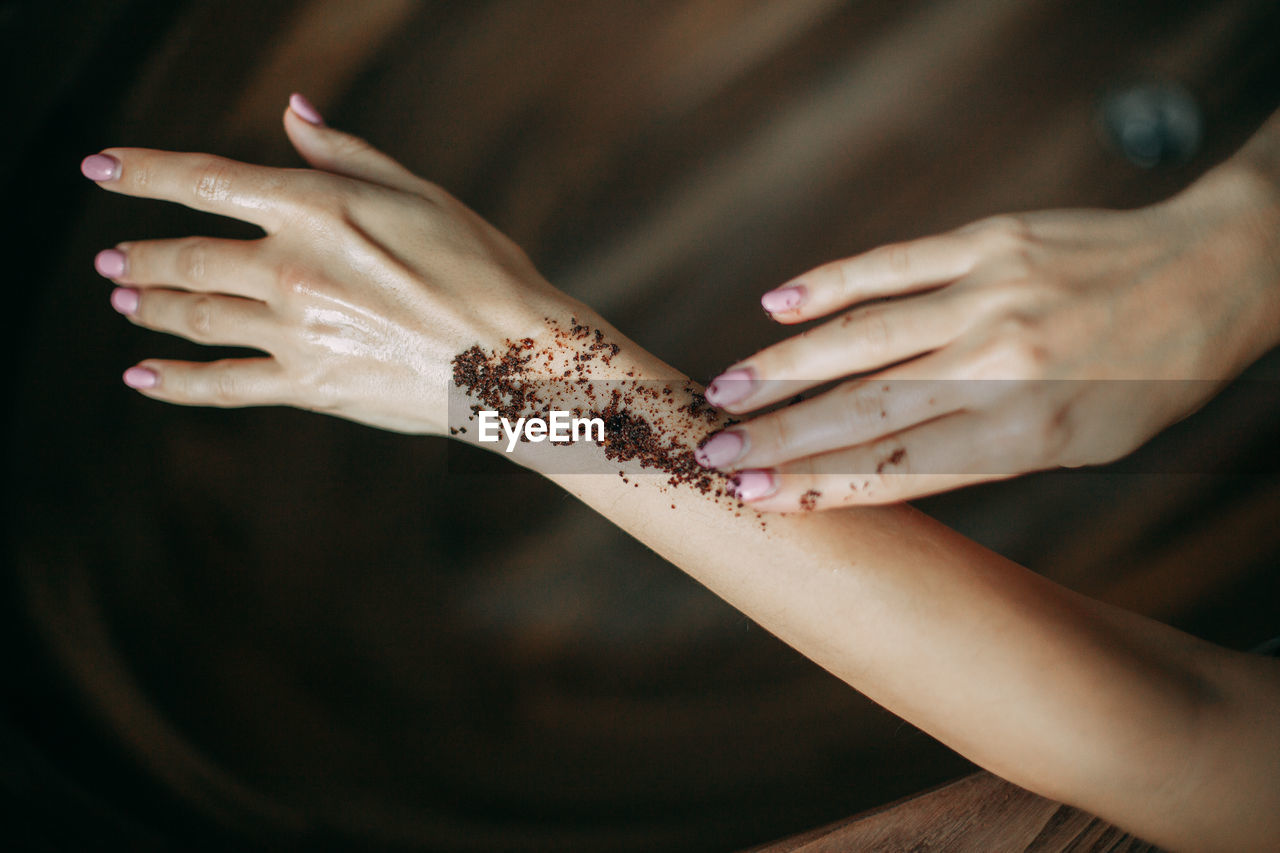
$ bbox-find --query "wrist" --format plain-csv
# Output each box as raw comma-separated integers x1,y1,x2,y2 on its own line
1168,156,1280,372
447,305,733,490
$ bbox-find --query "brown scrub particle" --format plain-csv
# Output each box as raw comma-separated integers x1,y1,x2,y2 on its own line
799,489,821,511
450,318,730,499
876,448,906,474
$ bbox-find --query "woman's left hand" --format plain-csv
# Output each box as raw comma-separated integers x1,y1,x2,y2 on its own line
84,94,566,435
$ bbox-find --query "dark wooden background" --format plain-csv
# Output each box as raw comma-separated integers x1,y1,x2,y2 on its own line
4,1,1279,850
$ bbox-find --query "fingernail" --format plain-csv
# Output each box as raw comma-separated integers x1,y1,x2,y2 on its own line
761,284,805,314
695,430,745,468
95,248,126,278
123,366,158,389
110,287,139,315
730,469,777,501
705,368,756,407
289,92,325,126
81,153,121,181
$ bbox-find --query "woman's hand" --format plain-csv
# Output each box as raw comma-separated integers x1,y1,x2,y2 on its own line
84,94,565,435
696,164,1280,510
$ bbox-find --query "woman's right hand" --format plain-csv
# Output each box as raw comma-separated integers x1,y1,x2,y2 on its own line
696,156,1280,510
85,94,571,435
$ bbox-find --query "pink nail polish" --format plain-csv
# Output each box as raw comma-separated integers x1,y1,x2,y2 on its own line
289,92,325,126
123,366,158,389
695,430,745,468
110,287,139,315
95,248,126,279
730,469,777,501
81,153,120,181
705,368,755,407
761,284,805,313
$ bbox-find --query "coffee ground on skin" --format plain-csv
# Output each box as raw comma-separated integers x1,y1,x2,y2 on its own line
450,318,744,502
876,448,906,475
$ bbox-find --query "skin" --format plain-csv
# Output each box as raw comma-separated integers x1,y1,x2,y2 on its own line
83,98,1280,851
699,108,1280,511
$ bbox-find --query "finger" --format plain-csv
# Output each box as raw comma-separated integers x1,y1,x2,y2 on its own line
95,237,273,300
700,380,964,472
81,147,304,232
122,358,290,408
730,410,1034,511
283,93,428,196
760,232,982,322
707,290,971,413
113,287,276,351
700,349,1016,469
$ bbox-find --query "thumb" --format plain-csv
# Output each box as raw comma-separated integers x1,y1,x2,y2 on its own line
283,93,426,194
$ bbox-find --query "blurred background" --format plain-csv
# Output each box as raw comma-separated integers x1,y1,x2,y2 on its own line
4,0,1279,850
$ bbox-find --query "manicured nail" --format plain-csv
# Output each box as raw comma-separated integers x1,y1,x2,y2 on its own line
696,430,746,468
289,92,325,126
123,366,158,389
110,287,139,315
730,469,777,501
761,284,805,314
80,153,120,181
705,368,756,407
95,248,126,278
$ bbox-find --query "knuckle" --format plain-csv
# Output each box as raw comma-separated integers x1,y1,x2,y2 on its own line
314,380,347,411
837,383,885,434
977,215,1039,271
831,260,856,297
1010,397,1068,467
1004,340,1050,379
299,366,343,410
276,262,318,297
976,214,1032,246
192,157,235,203
177,239,209,283
1038,401,1073,463
755,411,794,458
850,305,893,354
186,295,216,341
880,242,913,275
990,314,1049,378
210,370,240,406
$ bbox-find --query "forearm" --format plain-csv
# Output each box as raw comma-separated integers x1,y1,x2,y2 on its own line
457,306,1280,850
90,108,1279,850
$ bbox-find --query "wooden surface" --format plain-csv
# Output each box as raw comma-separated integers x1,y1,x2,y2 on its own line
750,772,1159,853
4,1,1279,850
